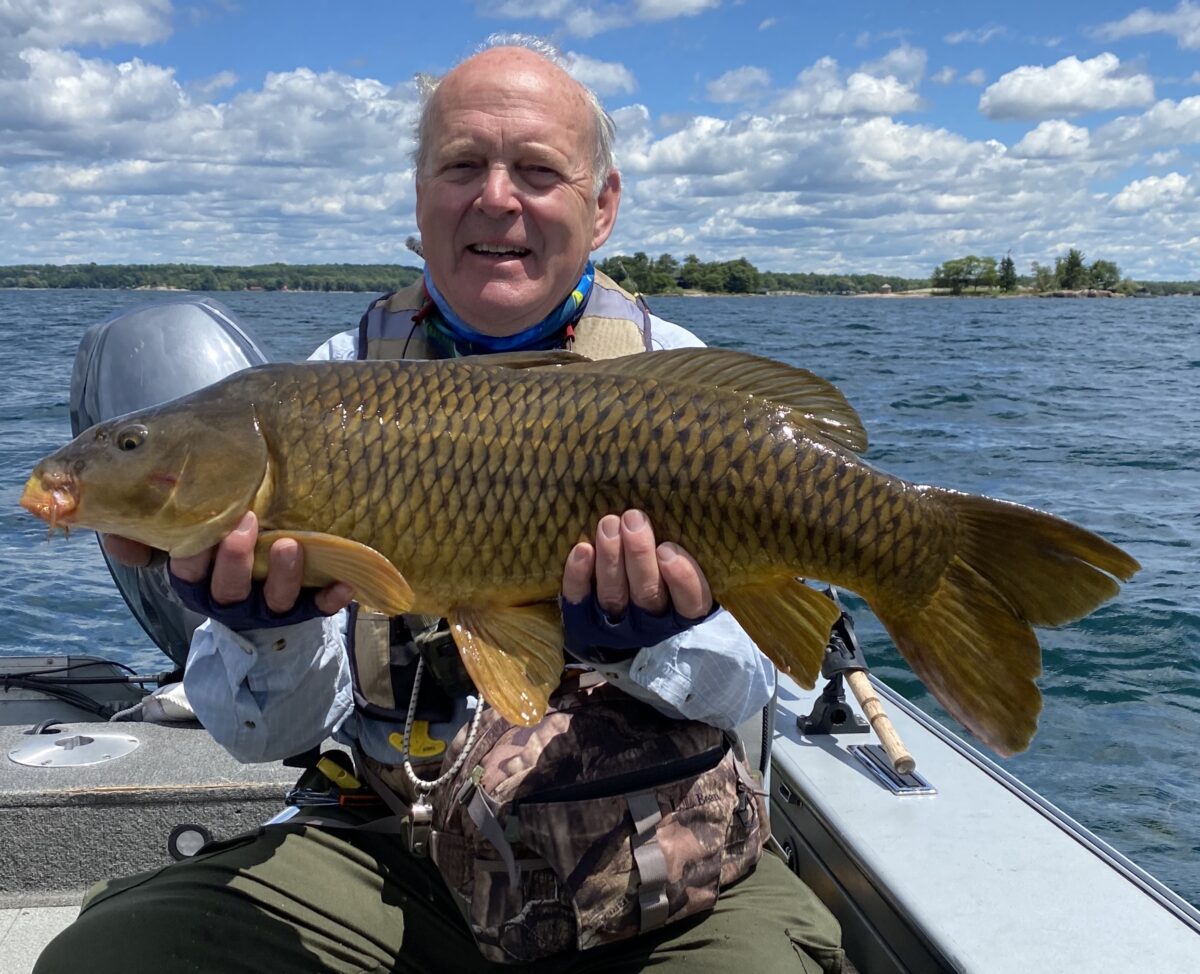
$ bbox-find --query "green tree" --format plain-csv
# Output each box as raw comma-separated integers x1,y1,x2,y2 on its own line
723,258,761,294
932,255,996,294
1089,259,1120,290
997,253,1017,292
1030,261,1056,293
1055,248,1087,289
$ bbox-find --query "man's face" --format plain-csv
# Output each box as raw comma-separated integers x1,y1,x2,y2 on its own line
415,49,620,335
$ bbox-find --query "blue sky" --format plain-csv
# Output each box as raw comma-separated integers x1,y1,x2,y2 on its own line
3,0,1200,278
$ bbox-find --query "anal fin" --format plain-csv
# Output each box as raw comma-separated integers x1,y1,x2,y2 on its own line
256,530,414,616
718,577,842,688
449,603,565,727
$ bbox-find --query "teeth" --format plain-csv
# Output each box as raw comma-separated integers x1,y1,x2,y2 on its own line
471,244,529,256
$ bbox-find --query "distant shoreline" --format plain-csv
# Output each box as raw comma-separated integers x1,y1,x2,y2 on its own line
4,286,1198,299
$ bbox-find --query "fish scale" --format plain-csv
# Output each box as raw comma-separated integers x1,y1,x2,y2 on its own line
21,348,1140,754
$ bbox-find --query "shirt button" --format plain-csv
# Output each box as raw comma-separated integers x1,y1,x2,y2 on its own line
272,639,286,651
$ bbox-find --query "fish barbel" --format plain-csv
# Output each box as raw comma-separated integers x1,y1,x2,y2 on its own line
20,348,1139,755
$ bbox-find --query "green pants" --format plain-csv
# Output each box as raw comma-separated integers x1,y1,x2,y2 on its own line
36,824,844,973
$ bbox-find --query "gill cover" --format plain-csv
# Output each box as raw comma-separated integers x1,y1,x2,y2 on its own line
70,297,269,666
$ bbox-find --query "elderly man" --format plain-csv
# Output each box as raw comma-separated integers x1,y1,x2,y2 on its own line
37,37,844,974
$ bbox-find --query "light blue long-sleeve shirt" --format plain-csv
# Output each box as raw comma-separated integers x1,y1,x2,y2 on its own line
183,313,775,764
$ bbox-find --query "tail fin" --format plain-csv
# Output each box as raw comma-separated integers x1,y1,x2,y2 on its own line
874,492,1139,756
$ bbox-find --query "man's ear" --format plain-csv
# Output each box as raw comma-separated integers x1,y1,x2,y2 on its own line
591,169,622,250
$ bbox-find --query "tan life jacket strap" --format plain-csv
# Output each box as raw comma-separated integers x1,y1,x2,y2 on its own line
349,607,395,709
360,269,651,363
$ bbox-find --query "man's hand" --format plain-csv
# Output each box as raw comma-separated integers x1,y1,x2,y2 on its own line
561,509,713,619
102,513,352,615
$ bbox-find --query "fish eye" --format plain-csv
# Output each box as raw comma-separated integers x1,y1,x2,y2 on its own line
116,425,148,451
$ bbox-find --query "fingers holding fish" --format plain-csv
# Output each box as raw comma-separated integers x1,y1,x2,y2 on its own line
188,511,256,605
594,514,630,615
655,543,713,621
561,543,596,606
619,510,670,616
565,510,712,621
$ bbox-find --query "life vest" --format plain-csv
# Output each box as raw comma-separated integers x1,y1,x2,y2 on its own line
355,268,652,361
348,270,655,789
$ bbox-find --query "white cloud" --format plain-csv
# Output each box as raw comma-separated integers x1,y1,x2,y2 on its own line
0,49,184,129
1092,2,1200,49
634,0,719,19
1110,172,1193,211
979,53,1155,119
932,67,956,85
9,191,60,207
483,0,718,37
775,56,921,117
1011,120,1091,158
0,0,172,53
190,70,237,99
945,25,1007,44
706,66,770,103
758,17,776,31
564,52,636,95
962,68,987,86
860,43,927,86
1093,95,1200,155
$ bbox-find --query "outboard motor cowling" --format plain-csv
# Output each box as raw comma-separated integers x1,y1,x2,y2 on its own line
69,297,270,666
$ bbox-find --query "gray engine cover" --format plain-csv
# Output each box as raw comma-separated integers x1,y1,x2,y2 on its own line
69,297,269,666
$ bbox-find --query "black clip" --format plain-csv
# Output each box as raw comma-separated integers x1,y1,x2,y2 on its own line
797,588,870,737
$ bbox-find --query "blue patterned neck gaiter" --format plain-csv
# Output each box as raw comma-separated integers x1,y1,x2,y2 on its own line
421,263,595,358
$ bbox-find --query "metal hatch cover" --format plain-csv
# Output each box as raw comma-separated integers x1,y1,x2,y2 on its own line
9,731,140,767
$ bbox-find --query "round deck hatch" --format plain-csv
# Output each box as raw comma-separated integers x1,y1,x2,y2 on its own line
8,732,140,767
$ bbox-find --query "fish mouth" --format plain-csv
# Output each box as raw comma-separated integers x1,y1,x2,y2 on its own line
19,472,78,535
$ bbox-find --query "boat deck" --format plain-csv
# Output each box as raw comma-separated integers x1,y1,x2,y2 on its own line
2,717,301,973
5,678,1199,972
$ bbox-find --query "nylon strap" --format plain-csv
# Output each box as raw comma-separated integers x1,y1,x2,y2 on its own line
467,788,520,887
626,790,670,932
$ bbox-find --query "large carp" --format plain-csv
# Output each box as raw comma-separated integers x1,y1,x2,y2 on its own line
21,348,1139,755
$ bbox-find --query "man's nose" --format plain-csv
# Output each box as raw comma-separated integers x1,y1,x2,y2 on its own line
478,165,521,215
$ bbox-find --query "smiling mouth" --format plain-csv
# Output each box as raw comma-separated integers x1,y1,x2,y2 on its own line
468,243,531,258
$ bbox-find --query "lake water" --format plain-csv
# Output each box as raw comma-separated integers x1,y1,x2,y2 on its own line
3,288,1198,907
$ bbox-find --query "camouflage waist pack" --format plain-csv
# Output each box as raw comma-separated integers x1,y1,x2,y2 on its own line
428,679,768,964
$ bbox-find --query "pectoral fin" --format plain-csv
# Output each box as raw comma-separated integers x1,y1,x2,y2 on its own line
255,530,414,616
718,577,842,688
448,603,565,727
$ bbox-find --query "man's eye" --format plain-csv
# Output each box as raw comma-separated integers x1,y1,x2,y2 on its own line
522,166,560,186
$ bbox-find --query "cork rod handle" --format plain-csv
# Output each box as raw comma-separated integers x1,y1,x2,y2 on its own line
845,670,916,775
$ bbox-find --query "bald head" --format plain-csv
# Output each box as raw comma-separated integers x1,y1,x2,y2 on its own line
413,40,616,197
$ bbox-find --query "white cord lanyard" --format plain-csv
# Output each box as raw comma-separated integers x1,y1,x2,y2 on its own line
399,655,485,800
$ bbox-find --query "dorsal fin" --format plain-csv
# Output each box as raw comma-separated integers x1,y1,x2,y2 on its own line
453,350,591,370
553,347,868,454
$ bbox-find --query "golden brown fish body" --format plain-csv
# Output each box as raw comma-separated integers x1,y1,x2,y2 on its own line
21,349,1139,753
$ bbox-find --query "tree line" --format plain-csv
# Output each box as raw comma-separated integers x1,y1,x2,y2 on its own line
0,263,421,292
3,255,1196,297
929,250,1200,296
596,252,925,295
